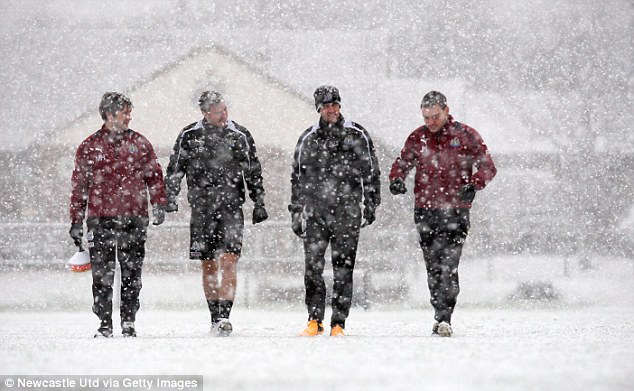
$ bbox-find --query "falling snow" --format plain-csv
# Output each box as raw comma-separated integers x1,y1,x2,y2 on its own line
1,1,633,390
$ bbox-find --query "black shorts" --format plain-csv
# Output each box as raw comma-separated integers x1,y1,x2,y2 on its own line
189,206,244,260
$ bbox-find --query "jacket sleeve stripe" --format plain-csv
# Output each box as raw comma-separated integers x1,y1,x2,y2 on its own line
345,120,374,172
296,123,320,180
172,123,199,173
227,120,251,169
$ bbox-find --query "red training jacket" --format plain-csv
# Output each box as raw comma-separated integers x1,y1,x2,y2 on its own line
70,125,166,224
389,116,497,209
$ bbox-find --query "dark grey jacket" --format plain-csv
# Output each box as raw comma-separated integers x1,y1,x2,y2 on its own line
291,116,380,211
166,119,265,209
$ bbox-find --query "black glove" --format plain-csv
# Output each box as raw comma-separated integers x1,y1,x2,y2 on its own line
389,178,407,195
252,205,269,224
361,205,376,227
69,223,83,248
152,205,165,226
164,197,178,213
288,204,306,239
457,184,477,203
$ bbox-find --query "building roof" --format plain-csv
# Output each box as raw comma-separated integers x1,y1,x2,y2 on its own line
49,46,316,153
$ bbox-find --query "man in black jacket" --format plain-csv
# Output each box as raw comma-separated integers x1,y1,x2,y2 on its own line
290,85,381,337
165,91,268,336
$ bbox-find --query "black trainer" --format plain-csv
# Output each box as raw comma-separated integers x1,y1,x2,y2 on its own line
210,318,232,337
432,321,452,337
121,321,137,337
95,320,113,338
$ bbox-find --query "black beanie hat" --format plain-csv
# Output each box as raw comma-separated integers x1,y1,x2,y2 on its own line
313,85,341,112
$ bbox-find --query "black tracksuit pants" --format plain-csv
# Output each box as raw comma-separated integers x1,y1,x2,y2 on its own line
303,203,362,328
86,217,148,325
415,208,470,324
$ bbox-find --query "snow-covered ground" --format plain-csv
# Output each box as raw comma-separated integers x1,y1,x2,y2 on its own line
1,307,633,391
1,256,633,390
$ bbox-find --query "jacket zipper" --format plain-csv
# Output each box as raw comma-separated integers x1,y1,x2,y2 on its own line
431,131,442,206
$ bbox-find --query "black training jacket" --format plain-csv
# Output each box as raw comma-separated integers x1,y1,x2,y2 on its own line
291,116,381,210
165,119,265,209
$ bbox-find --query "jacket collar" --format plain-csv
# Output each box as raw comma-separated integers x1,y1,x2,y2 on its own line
424,114,455,135
99,124,131,142
317,115,345,134
202,118,228,132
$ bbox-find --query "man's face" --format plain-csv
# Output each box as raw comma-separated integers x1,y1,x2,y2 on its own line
108,105,132,132
422,105,449,133
203,102,229,128
320,102,341,124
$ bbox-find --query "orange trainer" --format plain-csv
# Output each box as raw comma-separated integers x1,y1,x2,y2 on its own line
299,320,324,337
330,325,345,337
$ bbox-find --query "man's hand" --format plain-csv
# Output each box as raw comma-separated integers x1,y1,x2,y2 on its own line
361,205,376,227
252,205,269,224
69,223,83,248
457,184,477,203
288,204,306,239
389,178,407,195
152,205,165,226
164,197,178,213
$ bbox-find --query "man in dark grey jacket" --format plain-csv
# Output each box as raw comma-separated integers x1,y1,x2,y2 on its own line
290,85,381,337
165,91,268,336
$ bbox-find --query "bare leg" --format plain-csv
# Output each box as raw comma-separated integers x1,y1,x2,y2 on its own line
218,252,240,301
202,259,220,301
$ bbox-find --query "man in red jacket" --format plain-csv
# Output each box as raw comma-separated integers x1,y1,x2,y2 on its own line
389,91,496,337
69,92,166,338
